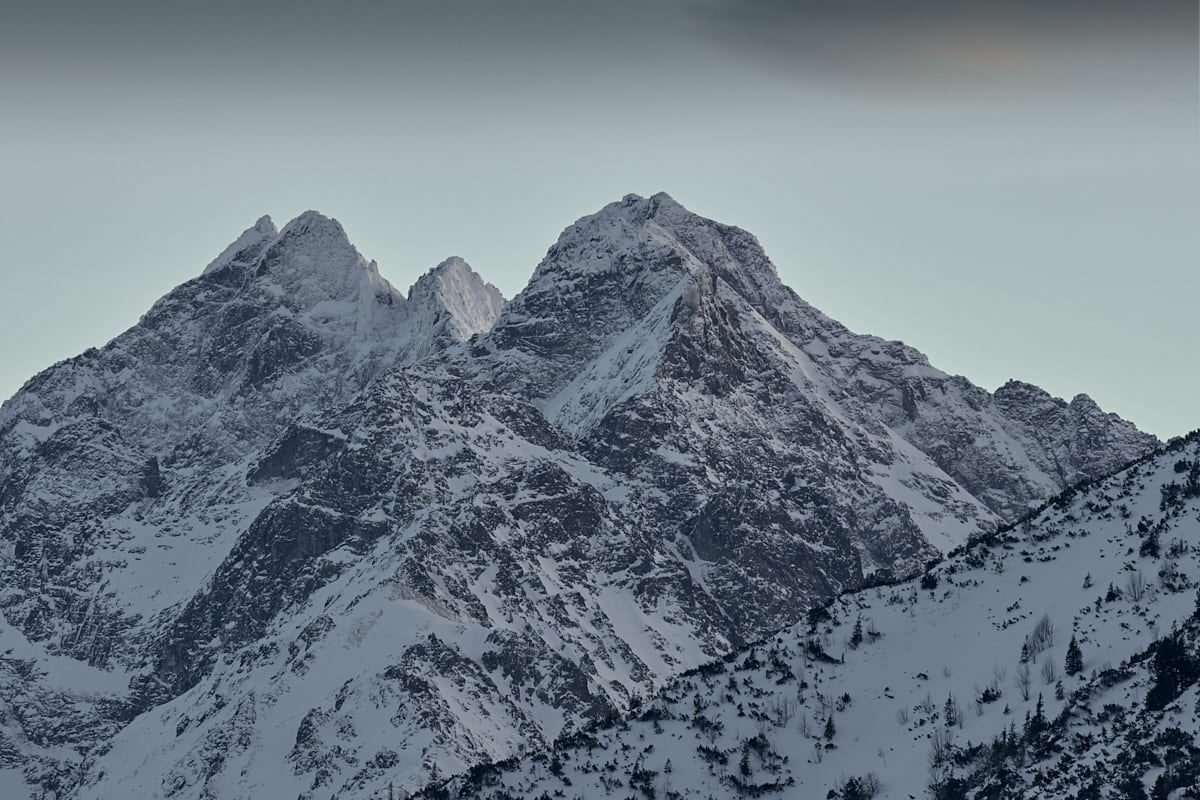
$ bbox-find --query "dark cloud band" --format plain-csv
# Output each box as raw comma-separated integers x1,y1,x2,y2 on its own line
692,0,1198,85
694,0,1195,32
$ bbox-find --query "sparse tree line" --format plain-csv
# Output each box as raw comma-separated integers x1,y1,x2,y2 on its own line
403,438,1200,800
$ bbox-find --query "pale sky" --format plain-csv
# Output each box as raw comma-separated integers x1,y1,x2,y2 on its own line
1,0,1196,437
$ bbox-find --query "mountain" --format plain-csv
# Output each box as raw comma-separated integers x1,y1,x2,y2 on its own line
406,257,505,361
468,194,1152,520
0,213,503,798
0,194,1158,799
423,431,1200,800
0,212,502,660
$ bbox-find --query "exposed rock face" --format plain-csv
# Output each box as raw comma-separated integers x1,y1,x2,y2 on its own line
0,195,1156,799
406,257,505,360
0,212,503,662
428,432,1200,800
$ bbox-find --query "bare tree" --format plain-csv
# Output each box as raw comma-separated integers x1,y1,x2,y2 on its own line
1041,655,1058,685
1159,557,1182,591
896,707,910,726
1029,613,1056,654
929,726,954,766
925,725,958,798
927,725,956,794
835,773,882,800
1126,570,1148,603
1015,662,1032,701
816,692,832,719
767,696,797,728
992,666,1007,688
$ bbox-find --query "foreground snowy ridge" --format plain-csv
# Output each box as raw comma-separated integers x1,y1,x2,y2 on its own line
421,430,1200,800
0,194,1161,799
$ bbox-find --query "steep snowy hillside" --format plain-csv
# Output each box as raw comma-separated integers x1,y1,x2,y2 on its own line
425,431,1200,800
470,194,1156,523
454,193,1156,634
75,370,722,800
0,212,504,659
0,194,1160,799
0,214,504,798
406,258,505,361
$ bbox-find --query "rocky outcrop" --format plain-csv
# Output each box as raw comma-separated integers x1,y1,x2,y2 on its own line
0,195,1157,799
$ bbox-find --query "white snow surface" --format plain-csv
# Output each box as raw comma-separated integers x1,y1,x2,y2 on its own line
405,257,505,360
434,434,1200,800
0,195,1163,800
201,215,278,276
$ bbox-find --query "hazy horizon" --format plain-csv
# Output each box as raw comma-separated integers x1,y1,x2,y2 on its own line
2,0,1196,437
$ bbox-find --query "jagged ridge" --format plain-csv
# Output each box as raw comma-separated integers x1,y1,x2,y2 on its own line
0,195,1160,800
422,430,1200,800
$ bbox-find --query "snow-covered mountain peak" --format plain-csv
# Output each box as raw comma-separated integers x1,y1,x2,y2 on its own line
270,210,358,268
586,192,787,325
201,214,278,276
0,196,1169,800
615,190,687,223
570,192,777,278
537,192,739,284
404,256,505,358
994,378,1051,401
410,256,503,309
429,254,469,272
278,208,346,239
254,210,402,313
991,378,1144,441
273,209,360,260
471,194,790,404
417,255,489,290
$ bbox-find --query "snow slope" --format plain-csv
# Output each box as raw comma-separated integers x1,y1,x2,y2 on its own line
0,195,1160,799
427,431,1200,800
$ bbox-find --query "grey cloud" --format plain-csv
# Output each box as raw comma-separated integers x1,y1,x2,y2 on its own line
1,1,671,63
691,0,1197,85
693,0,1195,36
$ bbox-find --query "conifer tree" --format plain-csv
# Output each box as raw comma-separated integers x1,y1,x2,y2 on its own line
824,715,836,740
1065,635,1083,676
850,618,864,649
1146,629,1200,711
1139,530,1160,558
944,694,959,729
1028,694,1046,740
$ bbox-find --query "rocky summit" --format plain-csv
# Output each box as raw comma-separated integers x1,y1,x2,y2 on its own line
0,195,1157,799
